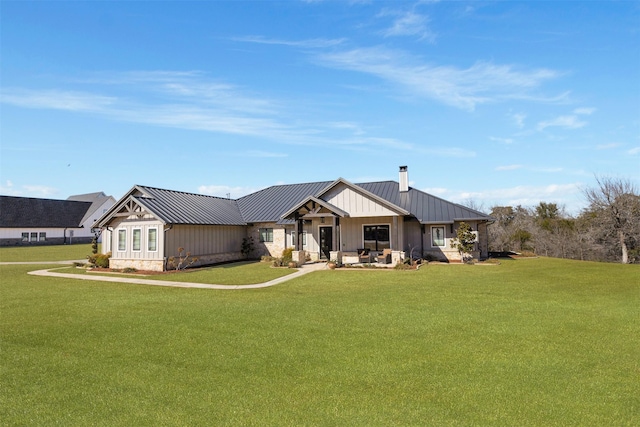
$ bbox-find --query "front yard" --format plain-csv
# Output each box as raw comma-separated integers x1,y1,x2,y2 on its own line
1,247,638,425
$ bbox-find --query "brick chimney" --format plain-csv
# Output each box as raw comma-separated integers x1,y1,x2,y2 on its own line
399,166,408,192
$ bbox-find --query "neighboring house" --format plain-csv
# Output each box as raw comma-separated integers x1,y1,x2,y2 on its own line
95,167,493,271
0,192,116,246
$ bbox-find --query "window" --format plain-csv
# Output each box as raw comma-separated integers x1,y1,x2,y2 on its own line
259,228,273,243
431,226,445,247
22,233,29,242
363,225,390,251
31,232,38,242
118,229,127,251
148,228,158,252
291,231,307,247
132,229,141,251
39,232,46,242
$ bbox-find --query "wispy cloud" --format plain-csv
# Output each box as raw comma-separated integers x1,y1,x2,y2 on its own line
454,182,581,208
628,146,640,155
510,112,526,129
317,46,563,110
596,142,621,150
378,9,436,42
1,88,116,112
490,136,514,145
537,115,587,131
232,35,345,48
0,180,59,198
496,164,522,171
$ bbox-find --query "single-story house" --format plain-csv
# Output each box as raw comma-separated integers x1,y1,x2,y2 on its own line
95,167,493,271
0,192,116,246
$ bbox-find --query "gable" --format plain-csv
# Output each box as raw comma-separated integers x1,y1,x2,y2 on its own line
322,182,404,217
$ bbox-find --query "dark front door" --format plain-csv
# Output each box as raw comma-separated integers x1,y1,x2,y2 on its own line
319,226,333,260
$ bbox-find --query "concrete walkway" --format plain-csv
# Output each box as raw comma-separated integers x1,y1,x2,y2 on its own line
24,261,329,290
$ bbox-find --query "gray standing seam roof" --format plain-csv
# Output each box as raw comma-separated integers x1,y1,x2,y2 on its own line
131,186,246,226
100,180,492,228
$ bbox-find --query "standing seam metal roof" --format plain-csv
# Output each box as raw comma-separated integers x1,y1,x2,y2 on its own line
131,186,246,226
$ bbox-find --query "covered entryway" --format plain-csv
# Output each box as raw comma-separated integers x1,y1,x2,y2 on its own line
319,226,332,260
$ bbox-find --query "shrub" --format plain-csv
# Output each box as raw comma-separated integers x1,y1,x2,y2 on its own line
87,252,111,268
281,247,294,264
122,267,138,273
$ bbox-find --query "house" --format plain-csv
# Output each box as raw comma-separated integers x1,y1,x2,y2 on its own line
95,167,493,271
0,192,116,246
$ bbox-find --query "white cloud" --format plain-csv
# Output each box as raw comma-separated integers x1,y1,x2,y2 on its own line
573,107,596,115
317,47,563,110
232,36,345,49
596,143,621,150
0,181,59,198
628,146,640,155
510,112,526,129
490,136,514,145
378,10,436,42
452,182,582,209
495,164,522,171
537,114,587,131
1,88,115,112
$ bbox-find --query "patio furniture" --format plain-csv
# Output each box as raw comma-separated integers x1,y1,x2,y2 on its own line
358,248,371,263
378,249,392,264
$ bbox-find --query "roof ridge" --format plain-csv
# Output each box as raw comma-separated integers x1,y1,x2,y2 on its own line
136,185,237,202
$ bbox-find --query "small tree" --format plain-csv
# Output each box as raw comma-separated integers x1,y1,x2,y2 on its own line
451,222,476,263
241,237,255,259
168,247,198,271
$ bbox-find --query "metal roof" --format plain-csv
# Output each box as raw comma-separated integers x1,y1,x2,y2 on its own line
358,181,493,224
237,181,332,223
96,186,246,226
98,180,493,228
0,196,92,228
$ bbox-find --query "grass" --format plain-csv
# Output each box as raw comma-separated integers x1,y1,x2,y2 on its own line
0,243,95,262
56,260,295,285
1,247,639,426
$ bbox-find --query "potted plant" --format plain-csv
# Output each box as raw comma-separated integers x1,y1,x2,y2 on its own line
327,260,338,269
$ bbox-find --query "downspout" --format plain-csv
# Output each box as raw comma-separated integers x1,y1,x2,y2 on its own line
420,224,425,258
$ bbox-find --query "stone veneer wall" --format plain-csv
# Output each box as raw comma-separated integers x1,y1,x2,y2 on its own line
246,223,289,258
110,251,245,272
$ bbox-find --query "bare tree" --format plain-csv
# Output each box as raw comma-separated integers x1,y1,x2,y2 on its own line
583,176,640,264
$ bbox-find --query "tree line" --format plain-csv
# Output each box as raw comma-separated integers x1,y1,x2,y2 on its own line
482,176,640,264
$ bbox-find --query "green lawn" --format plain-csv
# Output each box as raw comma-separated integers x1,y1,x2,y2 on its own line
0,243,95,262
1,253,638,426
55,260,295,286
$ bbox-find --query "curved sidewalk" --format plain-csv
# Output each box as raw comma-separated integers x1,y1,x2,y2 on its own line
25,262,328,290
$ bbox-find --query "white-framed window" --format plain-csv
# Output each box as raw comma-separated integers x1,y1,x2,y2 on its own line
39,232,46,242
363,224,390,251
30,232,38,242
132,228,142,251
290,231,307,247
431,226,446,247
259,228,273,243
148,228,158,252
21,232,29,242
117,229,127,251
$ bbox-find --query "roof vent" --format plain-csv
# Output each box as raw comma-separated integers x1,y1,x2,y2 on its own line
399,166,409,192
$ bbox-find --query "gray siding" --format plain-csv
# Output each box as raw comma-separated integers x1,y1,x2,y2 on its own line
165,224,245,258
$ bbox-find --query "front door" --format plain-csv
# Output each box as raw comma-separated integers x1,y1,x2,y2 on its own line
319,226,333,260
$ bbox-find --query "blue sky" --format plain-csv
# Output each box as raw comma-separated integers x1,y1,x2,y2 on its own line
1,1,638,214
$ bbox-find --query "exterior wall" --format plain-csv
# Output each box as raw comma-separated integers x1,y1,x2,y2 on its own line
108,219,166,265
420,221,487,262
246,222,289,258
0,227,89,246
338,216,398,252
323,184,398,217
82,198,116,242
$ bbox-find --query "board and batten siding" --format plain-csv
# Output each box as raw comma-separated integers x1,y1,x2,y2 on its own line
110,220,165,262
165,224,245,259
324,184,399,217
339,216,403,251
